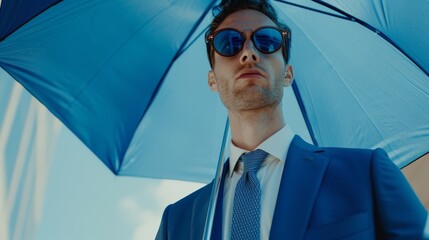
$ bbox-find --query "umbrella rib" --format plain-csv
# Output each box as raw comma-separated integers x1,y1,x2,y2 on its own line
120,0,218,170
311,0,429,77
401,151,429,169
276,0,429,76
275,0,349,20
64,2,186,172
176,25,209,60
291,20,387,147
291,81,319,146
167,0,217,65
137,1,216,107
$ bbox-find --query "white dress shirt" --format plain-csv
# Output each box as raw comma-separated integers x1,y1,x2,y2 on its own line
222,125,295,240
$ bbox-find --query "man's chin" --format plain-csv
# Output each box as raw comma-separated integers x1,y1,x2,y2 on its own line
230,97,279,111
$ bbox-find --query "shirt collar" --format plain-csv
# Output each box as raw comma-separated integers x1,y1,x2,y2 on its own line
228,125,295,176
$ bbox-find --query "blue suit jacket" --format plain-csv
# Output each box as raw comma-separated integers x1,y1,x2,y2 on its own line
156,136,427,239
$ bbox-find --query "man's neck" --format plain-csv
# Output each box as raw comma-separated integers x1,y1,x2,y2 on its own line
228,105,285,151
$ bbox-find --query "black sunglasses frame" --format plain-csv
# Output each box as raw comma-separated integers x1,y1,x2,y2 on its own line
206,26,290,57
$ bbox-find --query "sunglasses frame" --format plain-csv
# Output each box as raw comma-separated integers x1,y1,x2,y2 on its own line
206,26,290,57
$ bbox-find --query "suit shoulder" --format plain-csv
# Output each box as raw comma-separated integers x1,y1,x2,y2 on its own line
294,135,375,162
322,146,374,159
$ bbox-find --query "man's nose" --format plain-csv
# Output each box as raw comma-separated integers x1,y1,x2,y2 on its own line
239,39,260,65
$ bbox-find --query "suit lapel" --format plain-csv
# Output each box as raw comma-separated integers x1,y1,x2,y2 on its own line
211,160,229,240
190,160,230,240
270,136,330,240
191,183,212,240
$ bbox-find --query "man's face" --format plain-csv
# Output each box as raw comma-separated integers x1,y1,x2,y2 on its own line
208,9,293,112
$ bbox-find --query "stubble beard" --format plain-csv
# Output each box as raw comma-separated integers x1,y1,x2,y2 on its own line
221,82,283,112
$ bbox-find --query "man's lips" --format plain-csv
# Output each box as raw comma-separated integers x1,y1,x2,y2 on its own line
236,69,265,80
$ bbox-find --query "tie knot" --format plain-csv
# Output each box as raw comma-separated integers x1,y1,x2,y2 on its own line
241,149,268,174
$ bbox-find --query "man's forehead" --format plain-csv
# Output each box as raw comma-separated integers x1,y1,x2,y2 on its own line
216,9,277,30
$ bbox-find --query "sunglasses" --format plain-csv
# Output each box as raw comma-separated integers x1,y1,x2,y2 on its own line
206,26,290,57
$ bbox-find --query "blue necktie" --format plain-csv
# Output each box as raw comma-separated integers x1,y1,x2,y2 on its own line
231,149,268,240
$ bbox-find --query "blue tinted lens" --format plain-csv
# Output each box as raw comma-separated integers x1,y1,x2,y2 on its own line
253,28,283,53
213,30,243,56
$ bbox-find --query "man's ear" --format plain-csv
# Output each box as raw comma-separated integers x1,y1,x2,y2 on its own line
284,64,294,87
208,70,218,92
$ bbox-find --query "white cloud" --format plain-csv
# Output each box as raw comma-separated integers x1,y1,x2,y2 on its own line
155,180,204,208
119,197,142,222
132,210,160,240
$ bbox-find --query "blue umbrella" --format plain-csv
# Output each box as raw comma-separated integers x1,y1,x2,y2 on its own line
1,0,428,184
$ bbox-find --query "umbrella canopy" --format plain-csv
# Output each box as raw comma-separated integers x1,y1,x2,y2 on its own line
1,0,428,183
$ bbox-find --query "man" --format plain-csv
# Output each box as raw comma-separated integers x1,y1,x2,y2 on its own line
156,1,428,239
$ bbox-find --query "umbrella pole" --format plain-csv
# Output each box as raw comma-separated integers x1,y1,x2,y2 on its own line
202,118,230,240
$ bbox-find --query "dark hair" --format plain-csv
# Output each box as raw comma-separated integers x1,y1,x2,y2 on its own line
205,0,292,67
